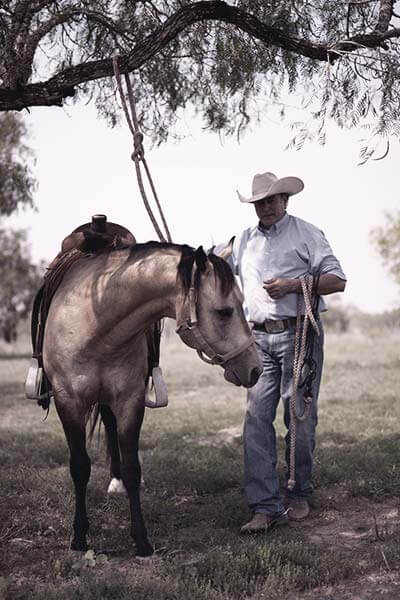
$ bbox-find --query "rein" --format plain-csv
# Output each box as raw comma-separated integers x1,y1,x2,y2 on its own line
287,274,321,492
175,262,254,366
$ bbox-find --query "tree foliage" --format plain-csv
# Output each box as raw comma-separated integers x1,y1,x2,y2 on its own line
371,211,400,289
0,1,400,150
0,112,36,215
0,112,41,343
0,229,43,343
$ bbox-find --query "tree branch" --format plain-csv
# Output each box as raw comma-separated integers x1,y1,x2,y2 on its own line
1,0,399,111
374,0,394,32
20,8,134,85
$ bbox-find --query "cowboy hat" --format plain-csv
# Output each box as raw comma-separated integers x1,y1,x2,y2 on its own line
237,172,304,203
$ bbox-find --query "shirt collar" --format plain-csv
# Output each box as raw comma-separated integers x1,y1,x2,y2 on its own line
257,212,289,235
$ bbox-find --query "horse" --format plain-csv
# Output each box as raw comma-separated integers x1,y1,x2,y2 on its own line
42,241,262,557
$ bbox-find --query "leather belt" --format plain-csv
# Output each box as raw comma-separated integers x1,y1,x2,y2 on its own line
252,317,300,334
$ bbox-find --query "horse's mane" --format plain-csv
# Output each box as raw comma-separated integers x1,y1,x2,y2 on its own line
127,241,234,298
128,240,186,256
177,246,234,298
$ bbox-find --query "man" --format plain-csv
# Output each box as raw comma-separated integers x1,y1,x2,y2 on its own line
222,172,346,533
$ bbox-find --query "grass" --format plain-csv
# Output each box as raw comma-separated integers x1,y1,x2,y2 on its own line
0,327,399,598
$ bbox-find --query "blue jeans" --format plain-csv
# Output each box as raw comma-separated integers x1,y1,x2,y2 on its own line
243,323,324,515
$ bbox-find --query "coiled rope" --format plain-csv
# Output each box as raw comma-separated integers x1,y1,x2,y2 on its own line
287,275,320,491
112,57,172,243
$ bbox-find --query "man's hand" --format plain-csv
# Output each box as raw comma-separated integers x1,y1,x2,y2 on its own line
263,278,300,299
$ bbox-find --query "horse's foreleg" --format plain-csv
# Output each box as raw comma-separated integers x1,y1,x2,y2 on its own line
57,403,91,551
118,407,153,558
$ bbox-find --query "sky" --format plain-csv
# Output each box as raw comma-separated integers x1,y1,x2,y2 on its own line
9,100,400,314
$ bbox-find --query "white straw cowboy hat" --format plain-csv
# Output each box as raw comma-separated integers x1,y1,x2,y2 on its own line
237,172,304,203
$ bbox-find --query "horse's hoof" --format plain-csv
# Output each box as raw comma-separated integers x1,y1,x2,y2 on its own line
134,554,157,565
107,478,126,495
70,539,88,551
135,542,154,559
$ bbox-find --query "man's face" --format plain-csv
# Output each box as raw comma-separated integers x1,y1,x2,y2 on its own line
254,194,288,228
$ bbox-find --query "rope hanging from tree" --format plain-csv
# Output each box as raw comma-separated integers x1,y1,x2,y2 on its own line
287,274,320,491
112,57,171,410
112,57,172,243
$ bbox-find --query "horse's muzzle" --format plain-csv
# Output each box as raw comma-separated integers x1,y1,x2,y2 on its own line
224,368,241,387
224,364,262,388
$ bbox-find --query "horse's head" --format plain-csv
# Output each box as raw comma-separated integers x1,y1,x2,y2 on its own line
176,246,262,388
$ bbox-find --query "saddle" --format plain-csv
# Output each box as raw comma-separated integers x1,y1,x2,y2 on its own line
25,214,167,410
50,214,135,265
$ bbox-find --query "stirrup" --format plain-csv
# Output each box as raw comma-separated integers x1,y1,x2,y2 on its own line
25,357,53,403
25,357,45,400
145,366,168,408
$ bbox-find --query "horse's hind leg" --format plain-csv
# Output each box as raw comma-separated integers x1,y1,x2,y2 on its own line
56,401,91,551
117,402,153,557
99,405,125,495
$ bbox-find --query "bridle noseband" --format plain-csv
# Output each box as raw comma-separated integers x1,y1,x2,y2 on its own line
175,262,254,366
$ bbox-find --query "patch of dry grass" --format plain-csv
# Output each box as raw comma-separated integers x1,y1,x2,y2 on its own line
1,326,399,599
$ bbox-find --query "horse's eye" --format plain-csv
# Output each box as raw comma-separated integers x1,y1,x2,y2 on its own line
216,307,234,319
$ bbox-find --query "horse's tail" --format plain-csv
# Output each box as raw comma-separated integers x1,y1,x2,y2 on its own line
88,404,101,445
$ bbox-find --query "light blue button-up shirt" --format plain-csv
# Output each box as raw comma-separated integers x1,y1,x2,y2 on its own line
228,212,346,322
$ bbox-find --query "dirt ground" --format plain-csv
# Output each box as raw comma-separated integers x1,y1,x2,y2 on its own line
6,486,399,600
292,491,400,599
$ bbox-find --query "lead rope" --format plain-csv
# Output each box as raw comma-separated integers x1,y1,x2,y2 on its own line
112,56,172,243
287,275,320,491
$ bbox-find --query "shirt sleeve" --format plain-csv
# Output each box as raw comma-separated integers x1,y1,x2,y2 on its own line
306,229,347,280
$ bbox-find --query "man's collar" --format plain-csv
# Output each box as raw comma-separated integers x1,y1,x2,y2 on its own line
257,212,289,234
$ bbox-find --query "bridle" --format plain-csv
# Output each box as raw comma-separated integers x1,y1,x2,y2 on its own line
175,262,254,366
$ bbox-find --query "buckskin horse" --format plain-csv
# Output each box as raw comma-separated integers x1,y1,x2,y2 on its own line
41,239,262,557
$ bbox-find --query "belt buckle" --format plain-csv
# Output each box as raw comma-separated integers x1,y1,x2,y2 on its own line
264,319,285,334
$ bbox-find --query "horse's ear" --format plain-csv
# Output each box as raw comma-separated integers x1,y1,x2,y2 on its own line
214,236,235,261
194,246,208,272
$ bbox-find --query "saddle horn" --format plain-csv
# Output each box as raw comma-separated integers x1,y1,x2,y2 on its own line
91,214,107,233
